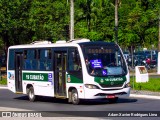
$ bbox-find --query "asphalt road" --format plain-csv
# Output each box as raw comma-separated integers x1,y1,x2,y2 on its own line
0,89,160,111
0,89,160,119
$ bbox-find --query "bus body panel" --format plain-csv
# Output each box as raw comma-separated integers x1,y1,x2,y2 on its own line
7,70,16,93
7,40,130,103
22,70,54,96
84,87,130,99
22,81,54,97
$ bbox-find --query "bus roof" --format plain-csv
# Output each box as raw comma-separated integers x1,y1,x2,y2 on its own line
8,39,117,49
78,41,116,46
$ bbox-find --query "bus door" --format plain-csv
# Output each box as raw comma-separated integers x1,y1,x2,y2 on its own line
54,51,67,97
15,53,23,92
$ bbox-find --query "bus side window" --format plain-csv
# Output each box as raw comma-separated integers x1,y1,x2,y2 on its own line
23,50,31,70
38,49,52,71
32,60,37,69
73,61,80,71
39,60,45,70
8,49,15,70
46,59,51,70
68,52,74,71
24,59,31,70
68,48,81,71
23,49,36,70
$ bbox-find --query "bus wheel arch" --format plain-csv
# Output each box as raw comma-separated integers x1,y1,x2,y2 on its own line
26,84,36,102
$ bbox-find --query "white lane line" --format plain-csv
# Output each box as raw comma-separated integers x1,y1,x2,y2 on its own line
0,107,32,111
0,86,8,89
130,94,160,100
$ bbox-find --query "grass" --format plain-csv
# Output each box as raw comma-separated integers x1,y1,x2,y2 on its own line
130,77,160,92
0,78,7,85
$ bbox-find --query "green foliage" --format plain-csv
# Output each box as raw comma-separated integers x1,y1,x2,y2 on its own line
130,77,160,92
0,78,7,85
0,0,159,49
0,0,33,46
29,0,69,42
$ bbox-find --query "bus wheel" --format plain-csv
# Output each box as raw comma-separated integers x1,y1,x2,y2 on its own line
28,87,36,102
71,89,80,105
108,97,118,103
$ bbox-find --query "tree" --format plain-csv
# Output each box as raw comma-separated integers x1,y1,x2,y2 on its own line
75,0,114,41
0,0,33,57
118,0,159,49
28,0,70,42
0,0,159,51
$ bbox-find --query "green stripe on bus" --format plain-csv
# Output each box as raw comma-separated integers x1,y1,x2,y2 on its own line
66,74,83,83
23,72,48,81
95,76,126,85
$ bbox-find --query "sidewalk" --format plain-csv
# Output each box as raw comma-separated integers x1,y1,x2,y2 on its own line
130,90,160,99
0,85,7,89
129,72,160,99
130,72,160,76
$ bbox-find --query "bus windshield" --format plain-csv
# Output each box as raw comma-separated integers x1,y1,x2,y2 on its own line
82,45,127,77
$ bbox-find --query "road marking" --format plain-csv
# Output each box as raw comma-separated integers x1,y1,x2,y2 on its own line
0,86,7,89
0,107,32,111
130,94,160,100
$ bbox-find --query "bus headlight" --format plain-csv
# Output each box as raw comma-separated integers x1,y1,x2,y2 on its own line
125,82,130,88
85,84,100,89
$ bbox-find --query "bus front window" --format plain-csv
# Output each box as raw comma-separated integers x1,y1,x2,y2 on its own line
84,46,127,76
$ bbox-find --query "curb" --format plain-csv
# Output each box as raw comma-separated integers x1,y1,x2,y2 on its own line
0,86,8,89
130,94,160,100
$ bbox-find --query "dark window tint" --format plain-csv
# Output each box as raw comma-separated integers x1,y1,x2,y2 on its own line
23,49,37,70
38,49,52,71
8,49,15,70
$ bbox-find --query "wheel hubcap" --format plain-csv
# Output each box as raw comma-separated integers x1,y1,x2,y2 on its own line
72,93,78,103
29,91,34,99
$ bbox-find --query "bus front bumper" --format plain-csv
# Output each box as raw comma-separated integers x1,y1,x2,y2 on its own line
84,87,130,99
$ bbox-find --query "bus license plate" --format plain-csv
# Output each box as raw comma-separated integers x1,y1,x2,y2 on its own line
107,95,115,98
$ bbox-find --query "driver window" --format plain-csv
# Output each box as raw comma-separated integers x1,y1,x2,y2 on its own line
68,48,81,71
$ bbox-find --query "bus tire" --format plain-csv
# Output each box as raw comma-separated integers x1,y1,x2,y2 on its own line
71,89,80,105
108,97,118,103
28,87,36,102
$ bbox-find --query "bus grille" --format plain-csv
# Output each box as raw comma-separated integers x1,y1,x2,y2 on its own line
99,83,123,88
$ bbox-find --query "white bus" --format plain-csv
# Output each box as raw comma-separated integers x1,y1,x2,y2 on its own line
7,39,130,105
